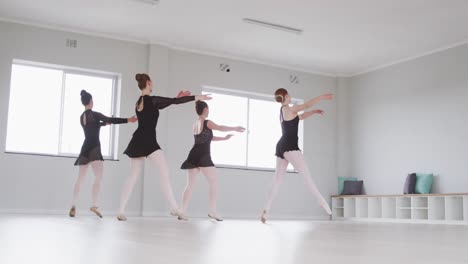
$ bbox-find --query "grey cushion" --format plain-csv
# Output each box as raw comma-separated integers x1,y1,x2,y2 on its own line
403,173,417,194
342,180,363,195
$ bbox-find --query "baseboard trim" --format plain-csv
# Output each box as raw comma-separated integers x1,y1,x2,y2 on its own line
143,211,330,221
0,209,330,221
0,209,141,217
333,217,468,225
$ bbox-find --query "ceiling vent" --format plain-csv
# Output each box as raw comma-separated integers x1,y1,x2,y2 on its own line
66,39,77,48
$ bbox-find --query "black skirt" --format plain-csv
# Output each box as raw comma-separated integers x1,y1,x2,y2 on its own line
275,137,301,159
181,147,215,169
124,134,161,158
74,146,104,165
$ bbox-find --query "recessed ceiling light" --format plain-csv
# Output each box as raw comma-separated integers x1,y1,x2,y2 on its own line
243,18,303,35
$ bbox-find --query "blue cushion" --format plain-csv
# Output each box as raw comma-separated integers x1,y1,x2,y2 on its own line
338,176,357,195
415,173,434,194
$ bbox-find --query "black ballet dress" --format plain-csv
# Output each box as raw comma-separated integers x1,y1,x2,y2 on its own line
275,106,301,159
124,95,195,158
74,110,128,166
180,120,215,169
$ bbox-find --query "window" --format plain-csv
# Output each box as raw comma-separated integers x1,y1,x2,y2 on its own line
5,60,120,159
203,86,304,170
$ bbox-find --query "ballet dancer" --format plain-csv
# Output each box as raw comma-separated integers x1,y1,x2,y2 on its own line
117,73,211,221
70,90,137,218
178,101,245,221
260,88,334,223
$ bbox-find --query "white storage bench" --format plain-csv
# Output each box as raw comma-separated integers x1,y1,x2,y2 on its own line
332,193,468,224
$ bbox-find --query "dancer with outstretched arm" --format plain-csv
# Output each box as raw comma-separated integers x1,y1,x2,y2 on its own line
178,100,245,221
70,90,137,218
117,73,211,221
261,88,334,223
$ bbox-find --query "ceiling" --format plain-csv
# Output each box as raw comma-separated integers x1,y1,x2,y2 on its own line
1,0,468,76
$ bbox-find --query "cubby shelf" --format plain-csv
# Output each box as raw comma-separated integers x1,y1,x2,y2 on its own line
332,193,468,224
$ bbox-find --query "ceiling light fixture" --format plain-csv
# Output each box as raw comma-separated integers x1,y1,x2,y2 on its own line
243,18,303,34
133,0,159,5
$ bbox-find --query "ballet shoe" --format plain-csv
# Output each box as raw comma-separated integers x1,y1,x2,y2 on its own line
69,206,76,217
117,214,127,221
177,214,189,221
90,206,103,218
208,213,223,221
170,209,185,219
260,210,268,224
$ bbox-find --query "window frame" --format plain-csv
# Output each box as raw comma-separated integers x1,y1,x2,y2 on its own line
4,59,121,160
203,85,304,172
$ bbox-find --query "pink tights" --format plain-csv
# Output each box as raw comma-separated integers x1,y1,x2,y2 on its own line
180,167,218,214
264,151,331,215
72,160,104,207
119,150,179,215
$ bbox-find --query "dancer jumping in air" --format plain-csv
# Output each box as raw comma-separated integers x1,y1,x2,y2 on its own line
178,100,245,221
260,88,334,223
70,90,137,218
117,73,211,221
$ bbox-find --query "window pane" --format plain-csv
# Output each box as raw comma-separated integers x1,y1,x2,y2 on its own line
6,64,63,154
247,99,281,169
204,92,248,166
202,88,304,170
60,74,114,156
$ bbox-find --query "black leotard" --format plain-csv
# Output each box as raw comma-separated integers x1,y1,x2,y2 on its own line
124,95,195,158
180,120,215,169
74,110,127,165
275,106,300,159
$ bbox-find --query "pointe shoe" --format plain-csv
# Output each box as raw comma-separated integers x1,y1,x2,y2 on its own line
260,210,267,224
177,213,189,221
69,206,76,217
90,207,103,218
170,209,183,218
208,213,223,221
117,214,127,221
170,209,188,220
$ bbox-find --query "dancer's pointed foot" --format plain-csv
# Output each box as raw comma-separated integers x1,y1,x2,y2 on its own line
69,206,76,217
260,210,267,224
170,209,184,219
208,213,223,221
90,206,103,218
320,202,332,215
177,213,189,221
117,214,127,221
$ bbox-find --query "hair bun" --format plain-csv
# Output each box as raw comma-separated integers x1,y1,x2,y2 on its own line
135,74,142,81
80,90,92,105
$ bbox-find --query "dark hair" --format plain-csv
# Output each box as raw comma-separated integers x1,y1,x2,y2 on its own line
135,73,151,90
274,88,288,103
195,100,208,115
80,90,92,105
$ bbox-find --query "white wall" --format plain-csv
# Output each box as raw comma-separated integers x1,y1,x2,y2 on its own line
0,21,148,215
0,21,338,219
338,43,468,195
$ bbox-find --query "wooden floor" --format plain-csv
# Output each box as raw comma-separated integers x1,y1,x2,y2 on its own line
0,214,467,264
